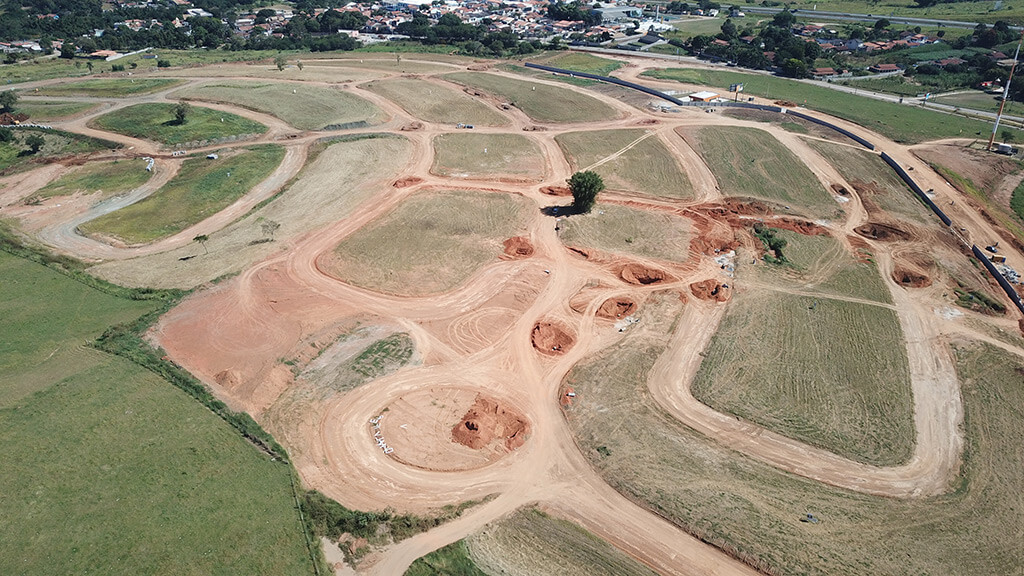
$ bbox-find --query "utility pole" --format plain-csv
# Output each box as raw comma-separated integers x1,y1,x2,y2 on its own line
988,30,1024,151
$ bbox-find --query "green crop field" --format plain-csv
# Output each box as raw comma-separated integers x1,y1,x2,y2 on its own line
564,290,1024,575
558,203,691,262
0,251,311,575
80,145,284,244
173,80,383,130
33,78,183,98
806,139,934,222
691,289,913,466
444,72,619,123
556,129,693,198
35,159,152,200
682,126,837,218
15,100,99,120
327,190,530,296
365,77,510,126
431,133,545,180
536,52,624,76
91,103,267,146
644,68,992,143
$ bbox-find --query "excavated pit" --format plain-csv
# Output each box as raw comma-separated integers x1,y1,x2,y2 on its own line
393,176,423,188
502,236,534,258
451,395,529,451
855,222,912,242
596,297,637,319
690,279,731,302
620,263,673,285
531,321,575,356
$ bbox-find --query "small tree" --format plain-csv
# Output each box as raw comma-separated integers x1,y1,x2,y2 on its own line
296,59,304,71
174,101,191,125
0,89,18,113
261,220,281,239
568,170,605,214
0,127,14,143
1002,129,1016,144
193,234,209,255
86,61,93,73
25,134,45,154
274,54,287,71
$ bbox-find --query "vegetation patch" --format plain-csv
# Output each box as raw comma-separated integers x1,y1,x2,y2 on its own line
298,328,416,396
365,77,509,126
538,52,623,76
432,133,544,180
558,203,691,262
444,71,618,123
16,100,98,120
173,80,383,130
682,126,835,218
34,159,152,200
406,541,487,576
691,290,914,466
80,145,284,244
91,102,267,145
555,129,693,198
328,190,530,296
31,78,183,98
0,128,117,174
751,224,788,264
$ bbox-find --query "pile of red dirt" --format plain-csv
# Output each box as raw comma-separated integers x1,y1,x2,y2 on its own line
690,224,740,255
560,387,576,406
522,125,548,131
775,100,797,107
400,122,423,131
892,266,932,288
393,176,423,188
635,118,659,125
532,321,575,355
690,279,731,302
566,246,591,259
451,395,529,451
855,222,912,241
541,185,572,196
697,199,773,218
502,236,534,258
1018,318,1024,337
0,112,28,124
620,263,673,285
596,297,637,319
773,218,830,236
467,63,492,71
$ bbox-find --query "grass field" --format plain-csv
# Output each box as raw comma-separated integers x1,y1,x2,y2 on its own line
328,190,530,296
35,159,152,200
299,328,416,397
0,128,116,174
933,91,1018,116
32,78,183,98
669,15,728,38
783,0,1024,24
564,291,1024,575
444,72,619,123
80,145,284,244
644,68,992,143
0,50,276,85
536,52,624,76
0,251,311,575
466,508,658,576
691,289,913,466
364,77,509,126
558,203,691,262
838,75,929,97
556,129,693,198
173,80,383,130
431,133,544,180
406,541,487,576
806,139,934,222
91,103,267,146
16,100,99,120
682,126,837,218
305,58,457,74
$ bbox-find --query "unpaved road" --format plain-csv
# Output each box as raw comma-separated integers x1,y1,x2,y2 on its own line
11,54,1024,575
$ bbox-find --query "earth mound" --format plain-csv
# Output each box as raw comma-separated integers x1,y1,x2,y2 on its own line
620,263,673,285
855,222,911,241
596,297,637,319
892,266,932,288
502,236,534,258
541,185,572,196
690,279,731,302
400,122,423,131
393,176,423,188
451,395,529,451
531,321,575,355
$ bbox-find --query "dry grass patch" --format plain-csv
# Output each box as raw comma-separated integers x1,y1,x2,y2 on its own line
17,100,99,120
173,80,383,130
32,78,183,98
307,58,459,74
327,190,530,296
558,203,690,262
681,126,836,218
432,133,544,181
556,129,692,198
34,159,152,200
166,63,386,83
364,77,509,126
445,72,618,123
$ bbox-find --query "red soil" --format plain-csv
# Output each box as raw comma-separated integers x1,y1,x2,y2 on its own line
502,236,534,258
620,263,673,285
393,176,423,188
690,279,731,302
531,321,575,355
541,185,572,196
451,395,529,451
855,222,912,241
596,297,637,319
400,122,423,131
892,266,932,288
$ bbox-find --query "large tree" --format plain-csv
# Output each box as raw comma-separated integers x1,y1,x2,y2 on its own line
0,89,18,113
568,170,605,214
174,101,190,125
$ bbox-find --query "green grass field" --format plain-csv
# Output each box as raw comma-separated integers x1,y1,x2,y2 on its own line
933,91,1020,116
691,290,913,466
682,126,837,218
16,100,99,120
784,0,1024,24
805,139,934,222
91,103,267,146
555,129,693,198
35,159,152,200
444,72,619,123
328,190,530,296
173,80,383,130
431,133,545,180
0,250,311,575
838,75,929,97
365,77,510,126
558,203,691,262
669,15,728,38
33,78,183,98
536,52,624,76
406,541,487,576
564,290,1024,575
80,145,284,243
644,68,992,143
